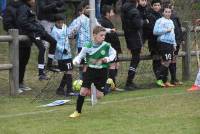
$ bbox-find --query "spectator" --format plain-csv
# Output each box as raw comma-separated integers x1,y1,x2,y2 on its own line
99,5,122,89
153,6,176,87
16,0,57,80
37,0,66,34
3,0,32,94
121,0,144,90
51,14,75,96
146,0,162,80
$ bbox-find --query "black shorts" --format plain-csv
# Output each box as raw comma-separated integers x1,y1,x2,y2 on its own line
82,67,108,92
159,42,174,62
78,47,87,64
58,59,73,71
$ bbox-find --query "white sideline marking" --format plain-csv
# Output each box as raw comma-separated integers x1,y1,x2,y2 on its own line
0,92,197,119
0,109,58,119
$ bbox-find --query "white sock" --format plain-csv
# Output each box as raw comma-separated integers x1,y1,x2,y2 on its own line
194,68,200,86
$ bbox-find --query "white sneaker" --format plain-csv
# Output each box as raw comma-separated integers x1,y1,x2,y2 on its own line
17,89,23,94
19,84,32,91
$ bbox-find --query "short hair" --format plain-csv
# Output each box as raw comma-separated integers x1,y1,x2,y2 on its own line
93,26,106,34
151,0,161,5
101,5,113,16
54,14,66,21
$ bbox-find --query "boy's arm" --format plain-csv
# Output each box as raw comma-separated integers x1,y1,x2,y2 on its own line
73,47,87,65
95,19,114,33
103,46,116,63
153,19,170,35
67,17,81,37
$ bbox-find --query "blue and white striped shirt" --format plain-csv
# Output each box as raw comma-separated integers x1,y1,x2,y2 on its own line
153,17,176,46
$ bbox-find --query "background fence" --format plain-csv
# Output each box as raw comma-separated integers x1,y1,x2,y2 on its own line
0,0,199,98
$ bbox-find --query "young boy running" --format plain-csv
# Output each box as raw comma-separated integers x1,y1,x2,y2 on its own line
69,26,116,118
153,6,176,87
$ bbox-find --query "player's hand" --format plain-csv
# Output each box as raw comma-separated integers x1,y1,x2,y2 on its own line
101,58,107,63
111,28,116,32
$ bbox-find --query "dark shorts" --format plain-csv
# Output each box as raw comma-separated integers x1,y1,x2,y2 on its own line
78,47,87,64
159,42,174,62
82,67,108,92
58,59,73,71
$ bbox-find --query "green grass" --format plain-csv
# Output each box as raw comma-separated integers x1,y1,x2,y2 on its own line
0,85,200,134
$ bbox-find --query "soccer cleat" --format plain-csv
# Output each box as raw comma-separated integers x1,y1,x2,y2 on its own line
171,79,183,85
106,78,115,90
156,80,165,87
187,85,200,91
164,82,175,87
124,82,139,91
69,111,80,118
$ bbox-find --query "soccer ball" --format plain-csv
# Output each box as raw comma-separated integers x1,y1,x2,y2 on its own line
106,78,115,91
73,80,83,91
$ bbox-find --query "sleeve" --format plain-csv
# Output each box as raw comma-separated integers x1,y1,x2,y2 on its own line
73,47,87,65
17,6,42,33
67,17,81,37
104,45,116,63
153,19,168,36
2,7,13,31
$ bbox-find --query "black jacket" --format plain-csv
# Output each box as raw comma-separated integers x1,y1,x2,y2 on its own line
121,1,143,50
3,0,23,31
146,9,162,50
37,0,66,22
171,10,183,45
99,16,122,53
16,2,45,38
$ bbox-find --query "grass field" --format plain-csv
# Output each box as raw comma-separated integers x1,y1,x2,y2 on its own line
0,85,200,134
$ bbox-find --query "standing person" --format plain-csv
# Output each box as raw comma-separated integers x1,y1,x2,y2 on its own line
95,0,102,19
168,3,184,85
16,0,57,80
37,0,66,34
153,6,176,87
3,0,32,93
99,5,122,89
51,14,75,96
137,0,149,43
69,26,116,118
146,0,162,80
68,0,114,80
121,0,144,90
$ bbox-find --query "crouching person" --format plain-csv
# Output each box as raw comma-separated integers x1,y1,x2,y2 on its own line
69,26,116,118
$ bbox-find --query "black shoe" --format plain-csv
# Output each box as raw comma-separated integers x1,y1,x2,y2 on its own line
56,88,65,96
39,74,49,81
124,82,139,91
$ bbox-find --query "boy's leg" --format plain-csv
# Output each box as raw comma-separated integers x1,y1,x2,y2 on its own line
125,48,141,90
33,38,48,80
42,32,57,69
56,74,67,95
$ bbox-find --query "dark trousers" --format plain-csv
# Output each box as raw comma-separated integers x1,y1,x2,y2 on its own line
19,41,32,84
127,48,141,84
31,32,56,66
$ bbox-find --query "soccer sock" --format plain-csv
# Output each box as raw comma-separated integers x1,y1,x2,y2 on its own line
66,74,72,93
76,95,85,113
169,63,176,82
59,74,67,89
158,65,168,81
153,60,161,80
38,64,45,75
47,58,53,67
109,69,116,84
126,67,136,85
